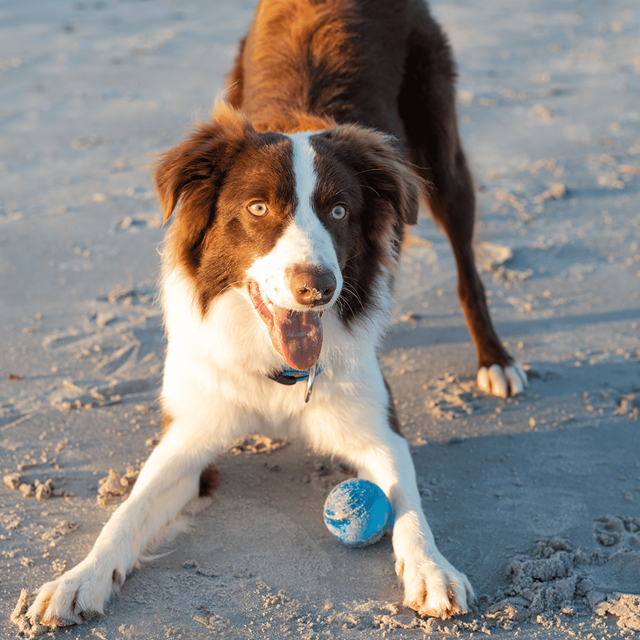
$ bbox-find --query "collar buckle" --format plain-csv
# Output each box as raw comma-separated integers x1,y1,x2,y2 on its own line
268,363,321,403
304,364,318,403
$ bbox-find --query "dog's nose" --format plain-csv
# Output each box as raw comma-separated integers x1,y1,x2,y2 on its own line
289,265,336,307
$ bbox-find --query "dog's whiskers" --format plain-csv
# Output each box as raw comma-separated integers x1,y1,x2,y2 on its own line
337,279,364,316
341,277,364,302
339,251,362,268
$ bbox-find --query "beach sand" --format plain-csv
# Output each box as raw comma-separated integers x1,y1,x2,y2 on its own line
1,0,639,637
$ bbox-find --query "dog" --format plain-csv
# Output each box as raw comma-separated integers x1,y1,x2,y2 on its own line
25,0,527,627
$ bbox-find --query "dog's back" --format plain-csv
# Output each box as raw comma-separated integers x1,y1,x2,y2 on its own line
227,0,447,140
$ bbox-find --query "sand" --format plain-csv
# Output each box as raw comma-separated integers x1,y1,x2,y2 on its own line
1,0,639,638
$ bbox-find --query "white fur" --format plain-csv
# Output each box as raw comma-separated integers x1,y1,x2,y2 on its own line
25,132,473,628
246,132,343,312
477,361,528,398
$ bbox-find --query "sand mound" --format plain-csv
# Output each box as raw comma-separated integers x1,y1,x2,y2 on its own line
597,594,640,634
485,537,607,627
228,435,290,455
10,590,49,639
485,516,640,632
96,467,139,506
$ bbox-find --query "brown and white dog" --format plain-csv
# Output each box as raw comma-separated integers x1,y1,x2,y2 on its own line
25,0,527,628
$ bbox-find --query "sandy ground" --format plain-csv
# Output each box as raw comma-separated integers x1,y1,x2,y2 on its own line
1,0,640,638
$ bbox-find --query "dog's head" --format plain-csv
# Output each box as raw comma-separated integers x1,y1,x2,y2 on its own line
155,102,419,370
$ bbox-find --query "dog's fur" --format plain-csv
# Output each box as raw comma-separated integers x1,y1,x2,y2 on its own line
25,0,527,627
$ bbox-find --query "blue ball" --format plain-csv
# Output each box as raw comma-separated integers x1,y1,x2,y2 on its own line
323,479,393,548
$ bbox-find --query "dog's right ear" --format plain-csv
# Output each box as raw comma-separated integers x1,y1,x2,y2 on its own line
154,101,255,227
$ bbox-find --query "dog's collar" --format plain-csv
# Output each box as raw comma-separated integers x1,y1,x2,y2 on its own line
268,363,321,403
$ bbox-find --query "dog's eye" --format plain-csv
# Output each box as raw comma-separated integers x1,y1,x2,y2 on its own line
248,202,269,217
331,205,347,220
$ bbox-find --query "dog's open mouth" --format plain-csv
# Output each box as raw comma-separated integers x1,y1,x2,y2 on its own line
248,281,323,371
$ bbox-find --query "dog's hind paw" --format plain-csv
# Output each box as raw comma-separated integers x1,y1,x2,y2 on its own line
477,361,527,398
398,551,474,619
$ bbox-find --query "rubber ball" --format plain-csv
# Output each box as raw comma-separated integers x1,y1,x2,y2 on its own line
323,478,392,548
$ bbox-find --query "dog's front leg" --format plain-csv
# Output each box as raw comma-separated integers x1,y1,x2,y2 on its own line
26,427,212,628
309,379,473,619
362,430,474,618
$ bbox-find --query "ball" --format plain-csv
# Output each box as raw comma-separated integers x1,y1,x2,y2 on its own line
323,479,393,548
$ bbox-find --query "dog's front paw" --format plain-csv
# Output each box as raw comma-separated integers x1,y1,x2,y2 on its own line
24,558,124,628
477,360,527,398
397,551,474,619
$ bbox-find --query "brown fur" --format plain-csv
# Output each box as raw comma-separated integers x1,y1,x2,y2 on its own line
226,0,515,370
309,125,419,323
154,104,420,323
161,410,173,435
155,105,296,314
383,378,402,436
198,463,220,497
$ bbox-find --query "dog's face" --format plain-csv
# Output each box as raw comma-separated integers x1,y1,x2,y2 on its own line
155,104,419,370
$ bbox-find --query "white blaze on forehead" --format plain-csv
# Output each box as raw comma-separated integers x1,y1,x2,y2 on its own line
246,131,342,310
288,132,340,267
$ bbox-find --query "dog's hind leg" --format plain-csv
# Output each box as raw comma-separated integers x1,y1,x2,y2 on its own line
397,14,526,397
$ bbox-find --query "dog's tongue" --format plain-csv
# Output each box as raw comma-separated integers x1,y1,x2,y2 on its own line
270,307,323,371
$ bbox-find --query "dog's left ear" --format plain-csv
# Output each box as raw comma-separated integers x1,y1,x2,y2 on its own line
329,125,422,226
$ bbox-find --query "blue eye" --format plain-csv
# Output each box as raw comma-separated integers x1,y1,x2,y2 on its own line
248,202,269,217
331,205,347,220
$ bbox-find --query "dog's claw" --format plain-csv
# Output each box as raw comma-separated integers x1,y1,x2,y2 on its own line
477,361,527,398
